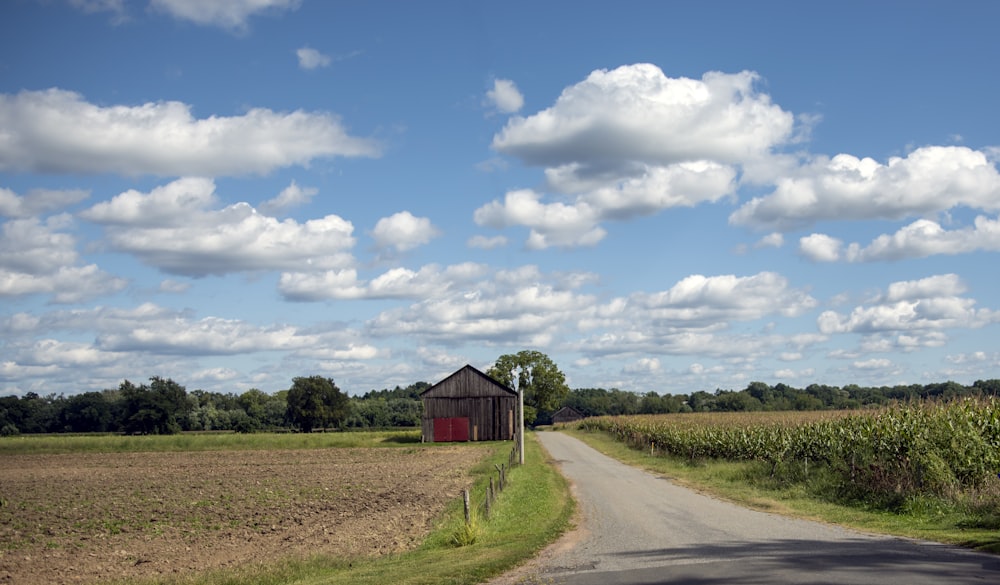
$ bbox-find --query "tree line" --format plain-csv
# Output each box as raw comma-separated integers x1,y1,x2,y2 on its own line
3,359,998,435
0,376,428,436
562,378,1000,419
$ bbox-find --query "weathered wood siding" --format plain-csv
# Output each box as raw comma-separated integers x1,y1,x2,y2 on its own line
420,365,517,442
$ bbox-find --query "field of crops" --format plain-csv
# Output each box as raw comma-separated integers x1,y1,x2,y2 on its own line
581,398,1000,506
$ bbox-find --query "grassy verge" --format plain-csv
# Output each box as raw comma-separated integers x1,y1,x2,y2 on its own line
566,427,1000,554
0,430,422,455
113,431,573,585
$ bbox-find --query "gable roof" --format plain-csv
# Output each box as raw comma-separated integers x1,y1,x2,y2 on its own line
419,364,517,399
552,406,585,419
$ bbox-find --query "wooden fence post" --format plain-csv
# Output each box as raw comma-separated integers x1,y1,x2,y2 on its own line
463,489,471,525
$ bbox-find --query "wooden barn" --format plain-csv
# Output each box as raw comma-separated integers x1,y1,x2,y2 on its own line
420,365,517,442
551,406,585,424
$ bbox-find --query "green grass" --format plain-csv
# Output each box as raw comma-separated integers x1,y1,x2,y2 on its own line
567,427,1000,554
102,432,572,585
0,430,422,455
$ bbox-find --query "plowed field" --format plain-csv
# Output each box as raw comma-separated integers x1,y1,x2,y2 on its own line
0,445,485,584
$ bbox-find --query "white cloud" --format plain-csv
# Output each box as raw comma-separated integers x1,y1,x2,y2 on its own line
796,216,1000,263
730,146,1000,231
847,215,1000,261
486,78,524,114
474,189,606,249
755,232,784,249
884,274,965,302
371,211,441,252
366,266,598,344
297,47,331,69
623,357,661,374
630,272,817,326
818,274,998,335
853,358,893,370
0,187,90,218
799,233,843,262
158,279,190,293
0,89,379,176
82,178,357,276
479,64,778,248
96,313,317,355
259,180,318,215
494,65,793,168
151,0,300,31
475,161,736,249
279,262,488,302
467,234,508,249
0,216,126,303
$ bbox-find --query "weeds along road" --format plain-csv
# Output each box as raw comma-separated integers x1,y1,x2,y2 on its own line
516,431,999,585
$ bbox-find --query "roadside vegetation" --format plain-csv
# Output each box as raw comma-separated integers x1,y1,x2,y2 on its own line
571,397,1000,553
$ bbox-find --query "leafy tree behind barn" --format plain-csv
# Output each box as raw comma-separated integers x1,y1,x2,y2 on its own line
285,376,349,432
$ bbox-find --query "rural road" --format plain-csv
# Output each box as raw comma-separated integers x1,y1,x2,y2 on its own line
498,431,1000,585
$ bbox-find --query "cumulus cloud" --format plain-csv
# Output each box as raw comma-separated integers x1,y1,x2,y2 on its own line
371,211,441,252
0,216,126,302
798,215,1000,263
366,266,598,344
259,180,318,215
628,272,817,326
730,146,1000,231
467,234,508,249
849,216,1000,261
799,233,844,262
151,0,300,31
0,89,379,176
96,313,316,355
0,187,90,218
485,78,524,114
477,65,782,248
81,178,356,276
623,357,661,374
818,274,998,335
279,262,488,302
755,232,784,249
297,47,331,69
494,65,793,168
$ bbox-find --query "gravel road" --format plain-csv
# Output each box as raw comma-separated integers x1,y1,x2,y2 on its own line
496,431,999,585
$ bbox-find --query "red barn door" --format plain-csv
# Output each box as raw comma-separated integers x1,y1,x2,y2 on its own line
433,417,470,442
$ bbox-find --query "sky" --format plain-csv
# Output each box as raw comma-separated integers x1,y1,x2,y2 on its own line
1,0,999,398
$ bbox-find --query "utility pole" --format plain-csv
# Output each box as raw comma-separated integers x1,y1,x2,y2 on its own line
518,381,525,465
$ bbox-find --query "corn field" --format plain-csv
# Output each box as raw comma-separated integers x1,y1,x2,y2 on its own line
581,398,1000,503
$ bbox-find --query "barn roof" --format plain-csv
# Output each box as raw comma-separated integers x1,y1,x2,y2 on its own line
420,364,517,399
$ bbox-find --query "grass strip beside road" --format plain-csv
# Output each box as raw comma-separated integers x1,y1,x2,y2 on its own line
565,427,1000,554
118,431,572,585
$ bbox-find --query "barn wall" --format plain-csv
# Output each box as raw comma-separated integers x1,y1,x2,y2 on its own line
423,396,516,441
420,365,518,442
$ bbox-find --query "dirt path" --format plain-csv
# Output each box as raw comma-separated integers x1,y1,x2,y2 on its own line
500,432,999,585
0,446,484,585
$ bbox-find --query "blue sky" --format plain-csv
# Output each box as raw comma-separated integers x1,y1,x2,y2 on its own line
2,0,999,397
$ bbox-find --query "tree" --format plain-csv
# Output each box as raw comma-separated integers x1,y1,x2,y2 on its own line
487,350,569,425
119,377,190,435
286,376,348,433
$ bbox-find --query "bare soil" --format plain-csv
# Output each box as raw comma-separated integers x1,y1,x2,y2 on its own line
0,445,485,585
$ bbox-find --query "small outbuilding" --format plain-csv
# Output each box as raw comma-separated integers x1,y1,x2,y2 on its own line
420,364,518,442
551,406,585,424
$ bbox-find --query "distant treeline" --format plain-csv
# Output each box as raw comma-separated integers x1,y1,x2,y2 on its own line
561,379,1000,419
0,377,429,436
3,377,999,435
